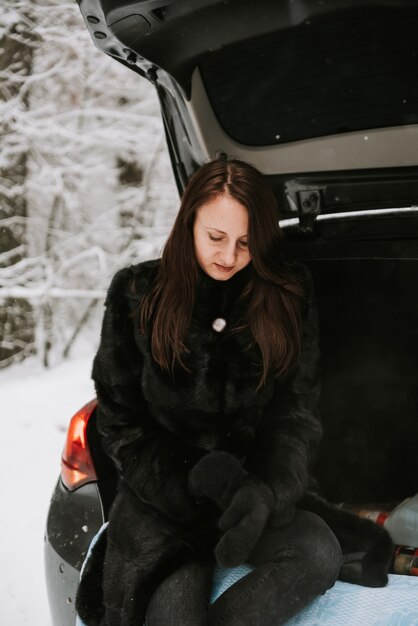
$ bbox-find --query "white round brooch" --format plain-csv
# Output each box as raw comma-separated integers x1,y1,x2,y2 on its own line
212,318,227,332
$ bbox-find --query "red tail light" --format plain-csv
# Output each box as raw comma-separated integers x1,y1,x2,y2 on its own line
61,399,98,491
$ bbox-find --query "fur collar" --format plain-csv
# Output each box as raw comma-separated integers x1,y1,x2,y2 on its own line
192,262,254,329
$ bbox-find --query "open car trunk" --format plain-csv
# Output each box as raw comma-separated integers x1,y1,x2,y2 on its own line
285,211,418,505
89,210,418,512
78,0,418,511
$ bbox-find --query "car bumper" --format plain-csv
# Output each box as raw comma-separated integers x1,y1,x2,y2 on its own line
44,479,104,626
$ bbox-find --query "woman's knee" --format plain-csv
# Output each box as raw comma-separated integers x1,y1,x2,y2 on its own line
293,510,343,588
250,510,342,588
145,559,213,626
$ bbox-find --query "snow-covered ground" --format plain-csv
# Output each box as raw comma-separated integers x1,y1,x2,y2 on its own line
0,353,96,625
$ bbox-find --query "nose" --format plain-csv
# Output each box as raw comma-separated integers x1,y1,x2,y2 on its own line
219,242,237,266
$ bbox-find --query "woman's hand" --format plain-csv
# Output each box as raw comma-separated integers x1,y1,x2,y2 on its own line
188,450,247,509
215,480,274,567
188,451,275,566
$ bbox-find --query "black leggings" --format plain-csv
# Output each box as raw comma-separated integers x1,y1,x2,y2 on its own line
145,510,343,626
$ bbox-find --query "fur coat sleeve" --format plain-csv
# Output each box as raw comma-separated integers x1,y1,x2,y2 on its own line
244,265,322,520
93,266,204,522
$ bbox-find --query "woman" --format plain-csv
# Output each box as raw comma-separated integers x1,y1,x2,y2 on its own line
76,158,393,626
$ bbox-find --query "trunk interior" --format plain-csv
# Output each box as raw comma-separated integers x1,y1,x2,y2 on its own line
286,212,418,506
89,211,417,514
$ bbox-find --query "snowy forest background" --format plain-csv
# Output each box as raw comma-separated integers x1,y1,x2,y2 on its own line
1,0,178,372
1,2,178,624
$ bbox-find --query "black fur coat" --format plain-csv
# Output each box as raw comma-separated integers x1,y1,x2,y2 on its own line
76,260,393,626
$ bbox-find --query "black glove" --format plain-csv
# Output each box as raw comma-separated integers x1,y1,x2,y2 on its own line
188,451,275,567
188,450,247,509
215,479,274,567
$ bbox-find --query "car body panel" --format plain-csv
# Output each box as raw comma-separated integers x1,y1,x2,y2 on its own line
77,0,418,99
188,68,418,174
44,479,104,625
44,541,80,626
46,479,104,570
78,0,418,216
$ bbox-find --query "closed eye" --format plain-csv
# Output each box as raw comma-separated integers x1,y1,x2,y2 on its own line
208,233,248,248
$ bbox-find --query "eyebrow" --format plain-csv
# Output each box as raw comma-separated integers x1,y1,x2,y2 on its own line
205,227,248,238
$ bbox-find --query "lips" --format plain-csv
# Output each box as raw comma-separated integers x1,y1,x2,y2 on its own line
215,263,234,272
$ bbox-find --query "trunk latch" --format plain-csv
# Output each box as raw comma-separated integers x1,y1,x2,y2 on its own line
297,190,321,234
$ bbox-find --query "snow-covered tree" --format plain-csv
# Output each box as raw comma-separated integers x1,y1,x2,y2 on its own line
0,1,38,365
0,0,178,368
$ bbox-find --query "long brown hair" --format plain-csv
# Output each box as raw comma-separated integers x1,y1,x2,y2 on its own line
139,158,305,388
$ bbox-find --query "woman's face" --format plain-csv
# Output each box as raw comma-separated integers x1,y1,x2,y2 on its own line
193,193,251,281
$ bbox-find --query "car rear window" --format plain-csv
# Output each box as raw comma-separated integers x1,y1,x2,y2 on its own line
198,6,418,146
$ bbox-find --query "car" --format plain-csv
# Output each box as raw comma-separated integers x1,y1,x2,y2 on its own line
45,1,418,624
